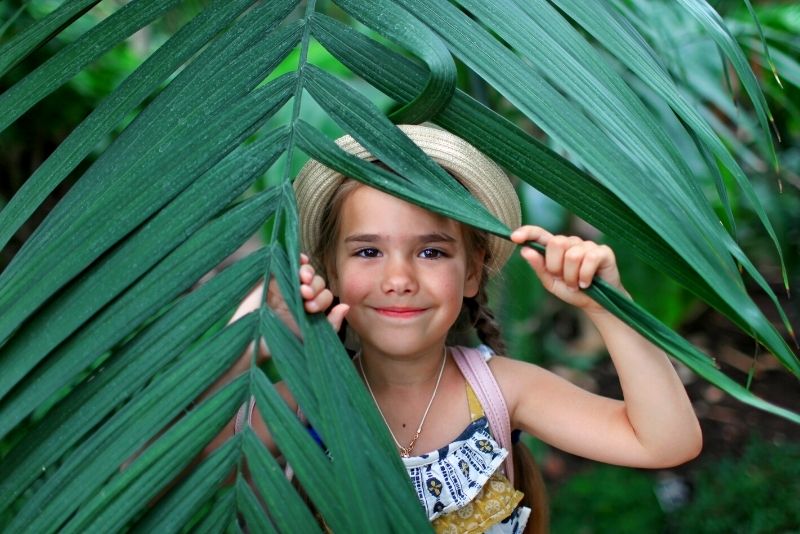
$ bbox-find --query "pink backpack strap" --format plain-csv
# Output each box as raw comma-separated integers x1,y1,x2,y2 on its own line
451,345,515,487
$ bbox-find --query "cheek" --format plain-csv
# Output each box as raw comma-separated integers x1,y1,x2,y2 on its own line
335,264,371,303
447,283,467,316
439,277,460,297
429,268,466,304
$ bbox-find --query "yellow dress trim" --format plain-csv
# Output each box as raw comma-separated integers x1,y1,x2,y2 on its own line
466,382,484,422
432,471,524,534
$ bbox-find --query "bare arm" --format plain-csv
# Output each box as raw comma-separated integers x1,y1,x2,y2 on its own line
128,257,347,505
503,226,701,468
201,256,349,457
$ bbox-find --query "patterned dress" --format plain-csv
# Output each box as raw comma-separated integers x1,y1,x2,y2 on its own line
403,383,531,533
236,348,532,531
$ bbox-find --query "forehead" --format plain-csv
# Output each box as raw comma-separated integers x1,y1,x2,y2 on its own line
338,184,463,238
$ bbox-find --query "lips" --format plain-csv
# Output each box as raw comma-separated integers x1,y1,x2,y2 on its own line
372,306,427,318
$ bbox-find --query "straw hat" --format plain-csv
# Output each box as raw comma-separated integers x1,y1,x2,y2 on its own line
293,124,521,273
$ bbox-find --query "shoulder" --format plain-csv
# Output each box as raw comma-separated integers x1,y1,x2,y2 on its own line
486,355,610,438
454,347,603,439
485,355,551,413
486,354,552,385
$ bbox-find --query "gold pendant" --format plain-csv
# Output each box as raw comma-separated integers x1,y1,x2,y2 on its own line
399,432,420,458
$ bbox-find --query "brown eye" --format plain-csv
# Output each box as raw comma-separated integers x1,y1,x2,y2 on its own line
356,248,381,258
420,248,445,259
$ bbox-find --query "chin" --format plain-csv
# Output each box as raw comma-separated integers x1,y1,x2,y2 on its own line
357,335,443,359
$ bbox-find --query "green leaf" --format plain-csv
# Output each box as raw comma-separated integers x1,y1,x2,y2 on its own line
249,369,348,532
2,5,301,282
64,379,248,533
235,475,278,534
0,187,281,438
0,247,270,513
133,435,242,534
0,0,272,251
0,0,102,76
675,0,778,164
310,8,800,380
749,43,800,88
395,0,748,290
301,65,508,237
310,13,697,289
253,240,426,531
265,240,429,532
332,0,456,124
522,242,800,424
463,0,713,221
411,0,772,299
194,489,237,534
0,0,184,132
258,306,317,418
550,0,788,293
0,67,297,347
293,119,495,233
1,1,798,531
299,322,388,531
0,127,288,396
304,314,433,532
242,429,321,533
228,517,246,534
0,2,27,40
8,315,256,534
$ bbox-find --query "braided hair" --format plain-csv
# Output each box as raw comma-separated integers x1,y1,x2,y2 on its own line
464,267,506,355
452,222,507,355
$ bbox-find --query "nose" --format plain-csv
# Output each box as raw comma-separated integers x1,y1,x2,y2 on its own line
380,256,418,295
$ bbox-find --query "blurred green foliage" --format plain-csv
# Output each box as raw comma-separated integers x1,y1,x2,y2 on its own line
550,464,665,534
674,438,800,533
550,437,800,534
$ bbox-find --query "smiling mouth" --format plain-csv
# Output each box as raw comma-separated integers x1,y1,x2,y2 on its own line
373,307,428,318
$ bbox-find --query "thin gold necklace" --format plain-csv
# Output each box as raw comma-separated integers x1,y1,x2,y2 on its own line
358,347,448,458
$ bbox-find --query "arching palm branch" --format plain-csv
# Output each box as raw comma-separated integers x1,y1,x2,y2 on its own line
0,0,797,531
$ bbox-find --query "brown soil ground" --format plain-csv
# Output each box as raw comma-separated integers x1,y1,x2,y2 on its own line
541,293,800,486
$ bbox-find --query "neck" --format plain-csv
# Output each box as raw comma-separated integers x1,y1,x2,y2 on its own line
359,343,448,389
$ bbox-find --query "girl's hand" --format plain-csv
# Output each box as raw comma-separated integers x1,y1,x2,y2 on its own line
296,253,349,332
237,255,350,362
510,226,626,312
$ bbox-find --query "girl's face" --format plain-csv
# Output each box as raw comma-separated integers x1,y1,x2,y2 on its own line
328,185,482,359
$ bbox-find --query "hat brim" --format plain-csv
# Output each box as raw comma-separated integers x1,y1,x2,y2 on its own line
294,124,521,273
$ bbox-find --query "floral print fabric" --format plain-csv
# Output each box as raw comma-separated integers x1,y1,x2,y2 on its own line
434,471,528,534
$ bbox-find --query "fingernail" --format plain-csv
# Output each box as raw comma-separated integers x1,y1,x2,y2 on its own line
579,281,589,289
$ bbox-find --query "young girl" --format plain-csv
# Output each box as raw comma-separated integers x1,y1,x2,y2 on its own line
220,125,702,533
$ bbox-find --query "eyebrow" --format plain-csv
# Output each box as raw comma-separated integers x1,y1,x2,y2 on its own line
343,232,457,244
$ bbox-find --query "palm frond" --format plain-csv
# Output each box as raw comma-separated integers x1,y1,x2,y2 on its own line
1,0,797,530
